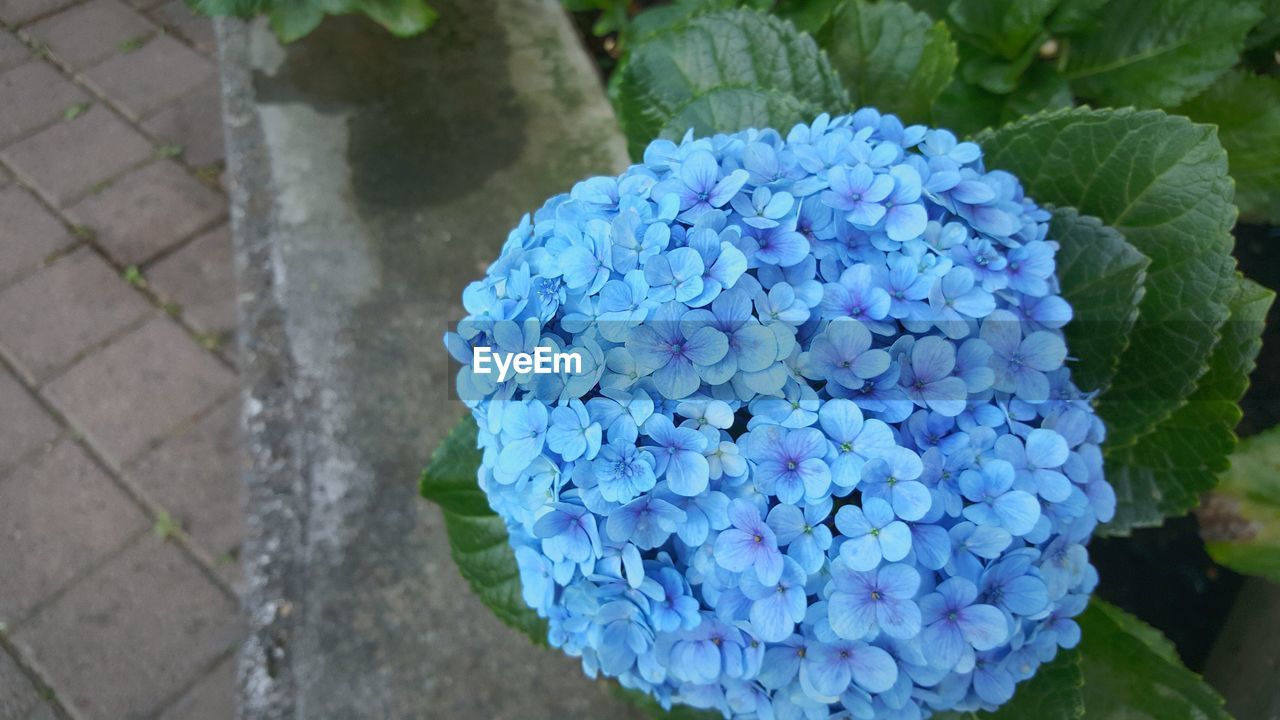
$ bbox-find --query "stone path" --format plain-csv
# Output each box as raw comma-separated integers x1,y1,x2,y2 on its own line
0,1,240,717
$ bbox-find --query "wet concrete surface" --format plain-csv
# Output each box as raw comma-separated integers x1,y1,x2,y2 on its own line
217,4,637,717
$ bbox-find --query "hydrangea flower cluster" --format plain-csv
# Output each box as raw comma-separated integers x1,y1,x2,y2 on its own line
445,110,1114,719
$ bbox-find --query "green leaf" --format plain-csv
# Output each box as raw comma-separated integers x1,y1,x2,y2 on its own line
563,0,631,37
616,8,849,158
1245,0,1280,49
659,87,830,143
987,649,1083,719
359,0,436,37
947,0,1056,61
1049,208,1149,395
626,0,740,44
189,0,434,40
1060,0,1263,108
1202,424,1280,583
1176,70,1280,225
821,0,957,124
269,0,326,42
898,0,949,21
935,649,1084,720
1103,277,1274,533
185,0,269,18
977,107,1237,453
421,416,548,645
1044,0,1109,35
932,62,1072,135
1077,600,1231,719
420,415,498,517
957,40,1041,94
614,685,723,719
957,40,1046,95
772,0,843,34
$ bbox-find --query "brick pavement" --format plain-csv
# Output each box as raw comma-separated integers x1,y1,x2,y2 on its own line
0,1,241,717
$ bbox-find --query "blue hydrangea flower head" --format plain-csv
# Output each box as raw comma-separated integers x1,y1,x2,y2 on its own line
446,110,1112,718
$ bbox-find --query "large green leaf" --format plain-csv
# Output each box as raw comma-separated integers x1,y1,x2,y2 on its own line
1201,425,1280,583
1177,70,1280,225
977,107,1238,453
616,8,849,157
625,0,740,43
1077,600,1231,719
662,88,827,143
988,649,1083,719
1060,0,1262,108
936,649,1084,720
820,0,957,124
1049,208,1149,395
1102,276,1272,533
421,415,548,644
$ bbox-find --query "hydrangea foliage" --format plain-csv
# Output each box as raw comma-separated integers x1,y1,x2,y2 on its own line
443,110,1114,718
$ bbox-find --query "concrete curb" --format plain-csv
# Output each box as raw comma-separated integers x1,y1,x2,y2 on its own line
215,5,635,717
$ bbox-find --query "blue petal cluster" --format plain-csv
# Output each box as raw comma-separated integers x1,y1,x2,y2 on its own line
445,110,1114,719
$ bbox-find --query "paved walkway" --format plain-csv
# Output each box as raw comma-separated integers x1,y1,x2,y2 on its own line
0,1,241,717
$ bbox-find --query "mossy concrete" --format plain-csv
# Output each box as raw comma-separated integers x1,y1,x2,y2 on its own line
216,4,637,717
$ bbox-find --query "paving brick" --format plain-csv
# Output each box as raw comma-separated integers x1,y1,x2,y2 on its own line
1,105,152,207
147,0,215,55
45,316,236,466
130,398,243,557
147,224,235,335
0,62,87,146
0,0,78,25
0,366,60,472
24,0,155,71
0,440,147,622
142,79,225,166
0,248,152,382
66,160,224,265
0,31,29,72
157,655,233,720
0,648,42,718
14,535,239,719
0,185,76,287
82,35,213,120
